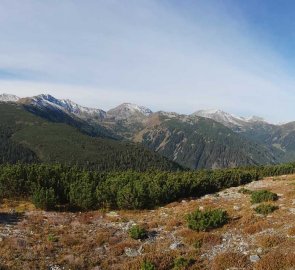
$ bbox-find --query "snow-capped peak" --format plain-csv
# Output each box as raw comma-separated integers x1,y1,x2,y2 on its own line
192,109,267,127
192,109,245,126
107,103,153,120
121,103,152,116
0,93,20,102
244,116,266,123
29,94,106,119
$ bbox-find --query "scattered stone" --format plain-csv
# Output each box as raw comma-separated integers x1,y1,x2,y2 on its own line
257,247,263,254
49,265,63,270
169,241,183,250
250,255,260,263
125,248,139,257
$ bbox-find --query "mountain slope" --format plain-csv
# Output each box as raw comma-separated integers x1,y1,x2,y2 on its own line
133,113,278,169
19,94,117,139
107,103,152,120
192,109,268,131
2,92,293,169
0,103,181,171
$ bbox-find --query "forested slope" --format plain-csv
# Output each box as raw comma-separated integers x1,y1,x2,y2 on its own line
0,103,180,171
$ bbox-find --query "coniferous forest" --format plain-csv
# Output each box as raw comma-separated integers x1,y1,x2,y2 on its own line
1,162,295,211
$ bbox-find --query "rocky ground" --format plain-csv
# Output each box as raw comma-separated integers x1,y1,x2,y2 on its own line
1,175,295,269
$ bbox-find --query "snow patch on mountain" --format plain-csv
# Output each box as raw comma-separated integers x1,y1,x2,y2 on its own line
30,94,106,119
192,109,267,127
0,93,20,102
107,103,152,119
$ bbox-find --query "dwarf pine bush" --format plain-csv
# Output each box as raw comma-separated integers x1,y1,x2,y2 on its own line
251,190,278,204
254,204,278,215
128,225,148,240
186,208,229,231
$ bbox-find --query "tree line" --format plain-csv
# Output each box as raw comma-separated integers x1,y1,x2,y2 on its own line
0,162,295,211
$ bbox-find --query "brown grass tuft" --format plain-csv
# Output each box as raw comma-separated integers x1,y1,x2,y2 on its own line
244,220,270,234
254,252,295,270
256,235,286,248
211,252,251,270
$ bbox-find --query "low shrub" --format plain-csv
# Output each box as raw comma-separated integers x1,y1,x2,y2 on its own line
173,257,194,269
32,186,58,210
186,209,229,232
128,225,148,240
141,260,156,270
47,234,58,242
193,239,203,249
238,187,253,194
251,190,278,204
254,204,278,215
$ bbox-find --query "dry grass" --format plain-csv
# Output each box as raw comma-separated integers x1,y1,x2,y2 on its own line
256,235,286,248
254,252,295,270
244,220,270,234
211,252,251,270
288,226,295,236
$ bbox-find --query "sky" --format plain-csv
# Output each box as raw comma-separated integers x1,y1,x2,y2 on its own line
1,0,295,122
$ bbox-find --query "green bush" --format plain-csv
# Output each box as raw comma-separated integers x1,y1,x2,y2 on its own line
69,175,97,210
238,187,253,194
47,234,58,242
141,260,155,270
251,190,278,204
173,257,194,269
186,208,229,231
128,225,148,240
254,204,278,215
193,239,203,249
1,162,295,211
32,186,57,210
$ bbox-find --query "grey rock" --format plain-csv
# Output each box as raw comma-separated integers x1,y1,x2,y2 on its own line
125,248,139,257
250,255,260,263
169,241,183,250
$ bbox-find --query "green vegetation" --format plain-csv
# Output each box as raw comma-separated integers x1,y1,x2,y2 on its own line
0,161,295,211
193,239,203,249
173,257,194,269
141,260,156,270
251,190,278,204
238,187,253,194
141,115,278,169
254,204,278,215
186,209,229,231
0,103,180,172
128,225,148,240
47,234,58,243
32,186,58,210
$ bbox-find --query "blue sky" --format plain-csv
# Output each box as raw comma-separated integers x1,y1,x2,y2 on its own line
1,0,295,122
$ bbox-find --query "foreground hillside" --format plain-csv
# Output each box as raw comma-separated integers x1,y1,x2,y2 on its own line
1,174,295,269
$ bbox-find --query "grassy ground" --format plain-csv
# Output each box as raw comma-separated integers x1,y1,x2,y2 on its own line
1,174,295,269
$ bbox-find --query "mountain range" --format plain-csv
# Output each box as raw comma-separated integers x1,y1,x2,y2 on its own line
1,93,295,169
